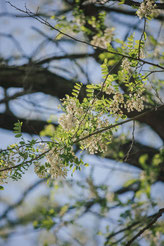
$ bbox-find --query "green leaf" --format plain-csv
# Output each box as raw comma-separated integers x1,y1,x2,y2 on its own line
56,33,64,40
124,179,138,187
72,166,76,173
50,15,55,19
139,154,148,169
15,134,22,138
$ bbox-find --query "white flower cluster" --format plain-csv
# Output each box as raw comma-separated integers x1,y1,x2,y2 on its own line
0,169,8,184
110,93,125,115
82,134,108,154
153,41,164,58
59,98,84,131
34,164,47,179
125,93,145,112
0,146,19,184
136,0,157,19
59,114,76,131
139,48,145,59
105,85,114,95
59,98,112,155
91,27,114,49
46,149,67,178
33,144,48,179
83,0,108,5
104,84,145,114
106,190,114,203
34,147,67,179
34,142,69,179
121,58,131,72
81,118,110,154
75,13,86,26
104,85,125,115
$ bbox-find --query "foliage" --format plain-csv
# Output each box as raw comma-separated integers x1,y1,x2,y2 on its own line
0,0,164,245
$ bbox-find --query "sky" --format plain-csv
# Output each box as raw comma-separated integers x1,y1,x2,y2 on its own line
0,1,164,245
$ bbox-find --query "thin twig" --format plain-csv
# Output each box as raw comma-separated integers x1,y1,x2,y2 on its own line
138,18,146,59
7,2,164,70
0,179,46,219
1,103,164,173
75,104,164,143
124,120,135,162
125,208,164,246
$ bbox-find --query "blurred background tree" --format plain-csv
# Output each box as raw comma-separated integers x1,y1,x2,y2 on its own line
0,0,164,245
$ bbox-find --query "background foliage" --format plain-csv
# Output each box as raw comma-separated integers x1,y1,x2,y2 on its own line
0,0,164,245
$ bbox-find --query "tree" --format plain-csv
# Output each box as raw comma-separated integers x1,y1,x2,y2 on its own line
0,0,164,245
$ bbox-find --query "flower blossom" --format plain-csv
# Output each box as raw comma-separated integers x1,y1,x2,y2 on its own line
136,0,157,19
105,85,114,95
121,58,131,72
83,0,108,5
81,118,110,154
58,98,84,131
125,93,145,112
91,27,114,49
0,170,8,184
46,149,67,178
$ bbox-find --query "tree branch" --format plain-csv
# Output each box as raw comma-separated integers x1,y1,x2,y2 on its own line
125,208,164,246
7,2,164,70
1,104,163,173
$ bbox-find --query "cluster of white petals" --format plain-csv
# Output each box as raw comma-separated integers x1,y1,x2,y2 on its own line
59,98,84,131
139,48,145,59
0,170,8,184
110,98,124,115
0,146,20,184
81,118,110,154
83,0,108,5
34,143,68,179
46,149,67,178
75,13,86,26
113,93,124,104
34,144,49,178
136,0,157,19
58,114,76,131
104,86,125,115
110,92,125,115
91,27,114,49
82,134,109,154
105,85,114,95
34,164,47,179
35,87,145,179
125,93,144,112
106,190,114,203
104,84,145,114
121,58,131,72
34,143,69,179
